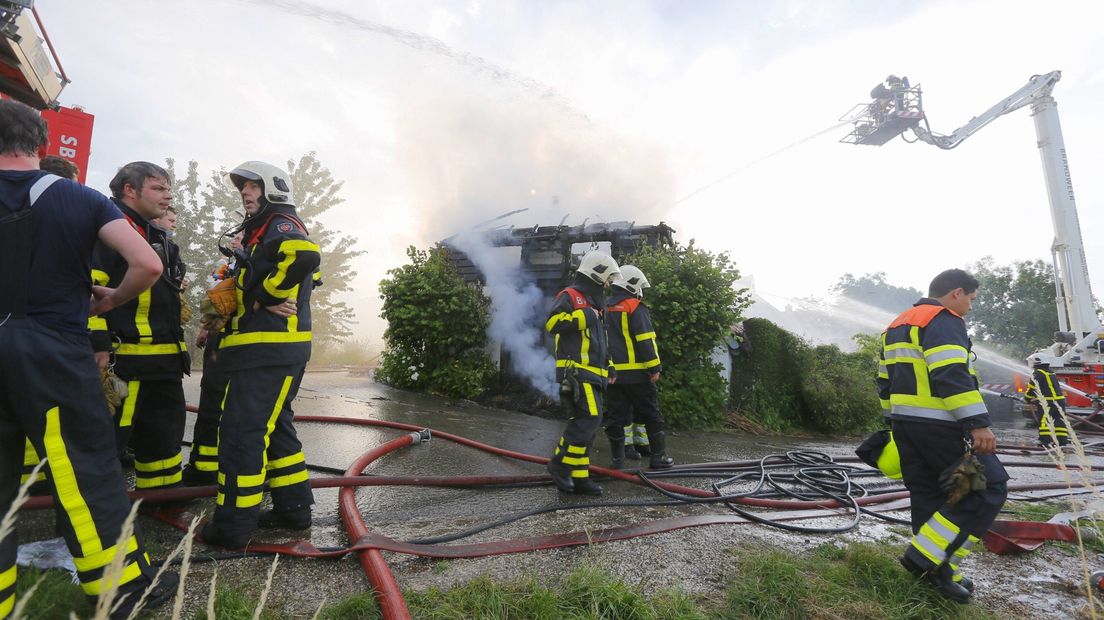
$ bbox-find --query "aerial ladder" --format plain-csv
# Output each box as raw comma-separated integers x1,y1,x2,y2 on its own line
841,71,1104,414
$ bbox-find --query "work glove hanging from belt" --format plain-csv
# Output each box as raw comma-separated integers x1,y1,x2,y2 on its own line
180,291,193,325
559,367,581,417
100,367,128,416
938,445,988,506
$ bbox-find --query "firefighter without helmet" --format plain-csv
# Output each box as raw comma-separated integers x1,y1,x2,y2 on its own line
225,160,296,207
613,265,650,297
577,251,620,285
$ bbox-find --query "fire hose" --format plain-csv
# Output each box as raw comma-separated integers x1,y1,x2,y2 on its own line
18,411,1104,619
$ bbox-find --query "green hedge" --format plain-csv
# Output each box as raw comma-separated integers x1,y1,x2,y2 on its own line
730,318,882,434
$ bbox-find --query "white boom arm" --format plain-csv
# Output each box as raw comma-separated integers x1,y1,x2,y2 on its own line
915,71,1099,340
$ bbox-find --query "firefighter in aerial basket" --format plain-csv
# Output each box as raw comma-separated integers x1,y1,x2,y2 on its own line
201,161,321,549
545,251,620,496
602,265,673,470
1024,355,1071,447
875,269,1007,604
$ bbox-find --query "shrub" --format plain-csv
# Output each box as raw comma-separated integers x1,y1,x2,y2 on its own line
377,246,496,399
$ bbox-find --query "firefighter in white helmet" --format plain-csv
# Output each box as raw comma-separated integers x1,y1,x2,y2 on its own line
1024,354,1070,447
544,251,619,495
201,160,321,549
603,265,673,469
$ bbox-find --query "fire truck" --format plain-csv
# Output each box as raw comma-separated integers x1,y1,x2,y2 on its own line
841,71,1104,418
1,0,94,182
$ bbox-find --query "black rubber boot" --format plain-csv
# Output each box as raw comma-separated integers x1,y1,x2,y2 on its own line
258,507,312,530
608,437,625,469
624,444,641,460
900,556,970,603
181,464,217,487
647,431,674,469
572,478,603,496
110,571,180,620
201,521,251,550
546,461,574,493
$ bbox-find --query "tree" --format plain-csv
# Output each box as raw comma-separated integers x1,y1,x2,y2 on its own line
165,153,362,361
967,257,1059,358
626,242,751,429
833,272,922,313
377,245,496,399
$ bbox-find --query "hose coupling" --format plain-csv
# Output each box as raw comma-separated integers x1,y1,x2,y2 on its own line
408,429,432,444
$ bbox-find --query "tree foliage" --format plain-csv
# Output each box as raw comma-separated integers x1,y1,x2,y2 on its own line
376,246,495,398
165,153,362,362
625,242,751,429
730,319,882,434
833,272,922,313
967,257,1059,358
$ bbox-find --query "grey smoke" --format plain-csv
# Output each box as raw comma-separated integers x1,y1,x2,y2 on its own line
450,231,558,397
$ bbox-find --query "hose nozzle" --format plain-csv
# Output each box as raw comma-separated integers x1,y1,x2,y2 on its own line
408,429,432,444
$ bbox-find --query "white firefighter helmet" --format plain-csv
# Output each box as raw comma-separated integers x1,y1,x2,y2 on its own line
225,161,296,207
576,251,620,285
613,265,651,297
1027,353,1059,368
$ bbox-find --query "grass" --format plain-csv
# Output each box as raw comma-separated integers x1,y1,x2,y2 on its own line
13,568,89,620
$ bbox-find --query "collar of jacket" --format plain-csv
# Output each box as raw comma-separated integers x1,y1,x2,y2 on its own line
571,274,606,309
607,288,636,306
241,203,300,239
112,198,157,240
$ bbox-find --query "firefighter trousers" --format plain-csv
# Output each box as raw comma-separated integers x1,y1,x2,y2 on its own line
603,382,663,444
893,420,1008,581
186,344,228,476
1037,403,1070,446
212,363,313,535
0,319,154,613
551,382,604,480
114,376,186,489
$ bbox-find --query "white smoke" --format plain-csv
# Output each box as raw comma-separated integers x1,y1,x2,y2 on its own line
450,232,558,397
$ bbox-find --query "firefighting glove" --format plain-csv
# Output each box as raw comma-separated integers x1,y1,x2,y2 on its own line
560,369,580,417
100,367,127,416
938,451,987,506
180,292,193,325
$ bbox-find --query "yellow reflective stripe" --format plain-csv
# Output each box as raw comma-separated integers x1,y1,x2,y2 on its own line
80,560,142,596
268,452,305,470
612,359,662,371
554,360,608,377
88,315,108,331
635,332,656,341
23,440,39,466
197,445,219,456
621,313,635,366
566,444,587,455
0,594,10,619
43,407,101,557
135,289,153,344
195,461,219,472
91,269,110,286
135,471,182,488
583,383,598,416
545,312,575,333
286,284,300,333
217,473,226,485
221,379,231,410
238,472,266,487
236,493,263,508
134,451,182,472
263,240,321,299
944,390,984,409
268,470,309,488
580,327,591,367
20,472,47,483
72,537,138,572
0,565,14,590
570,469,589,478
561,456,589,466
120,381,140,427
220,331,312,347
115,342,187,355
256,376,295,489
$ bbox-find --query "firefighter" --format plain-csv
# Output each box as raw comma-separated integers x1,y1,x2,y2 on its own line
877,269,1007,603
200,161,320,549
0,99,177,618
603,266,673,470
181,232,243,486
89,162,189,492
1024,355,1070,447
545,251,619,496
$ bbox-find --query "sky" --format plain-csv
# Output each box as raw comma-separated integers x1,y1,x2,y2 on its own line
35,0,1104,349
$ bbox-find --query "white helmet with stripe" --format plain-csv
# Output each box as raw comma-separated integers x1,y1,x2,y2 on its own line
225,160,296,207
576,251,620,285
613,265,650,297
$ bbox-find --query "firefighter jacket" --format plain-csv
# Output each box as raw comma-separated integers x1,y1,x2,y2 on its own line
1024,368,1066,412
877,298,991,430
90,199,188,380
546,276,614,387
217,205,321,372
605,288,661,383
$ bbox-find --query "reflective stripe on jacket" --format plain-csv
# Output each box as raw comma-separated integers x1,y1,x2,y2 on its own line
218,209,321,371
546,285,613,386
876,299,990,429
605,289,661,383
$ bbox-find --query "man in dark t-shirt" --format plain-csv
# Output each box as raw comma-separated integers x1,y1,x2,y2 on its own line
0,99,178,619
